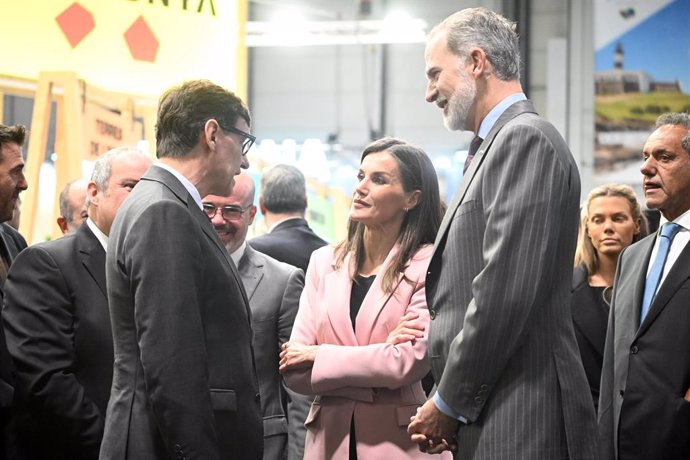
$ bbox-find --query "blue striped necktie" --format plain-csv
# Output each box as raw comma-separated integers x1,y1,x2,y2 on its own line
640,222,681,323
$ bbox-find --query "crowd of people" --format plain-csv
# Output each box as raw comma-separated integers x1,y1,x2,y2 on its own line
0,6,687,460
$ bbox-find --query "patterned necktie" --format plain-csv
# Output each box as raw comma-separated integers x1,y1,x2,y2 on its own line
463,135,483,174
640,222,682,323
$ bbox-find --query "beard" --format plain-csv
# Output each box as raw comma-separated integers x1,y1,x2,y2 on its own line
443,71,476,132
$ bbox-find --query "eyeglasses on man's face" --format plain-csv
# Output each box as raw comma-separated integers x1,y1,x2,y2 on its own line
203,203,252,221
217,122,256,156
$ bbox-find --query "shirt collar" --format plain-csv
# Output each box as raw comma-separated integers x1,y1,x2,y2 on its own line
659,208,690,232
267,216,303,233
85,217,108,252
230,241,247,266
477,92,527,140
153,162,203,210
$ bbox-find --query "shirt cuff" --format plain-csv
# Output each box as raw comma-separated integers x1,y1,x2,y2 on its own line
433,393,468,424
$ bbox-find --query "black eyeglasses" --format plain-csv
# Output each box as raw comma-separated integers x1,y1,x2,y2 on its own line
202,203,252,221
218,123,256,156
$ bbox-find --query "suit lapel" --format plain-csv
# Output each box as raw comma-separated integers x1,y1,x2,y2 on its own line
237,247,264,301
324,252,358,346
355,245,403,345
433,100,538,250
78,224,107,298
637,239,690,336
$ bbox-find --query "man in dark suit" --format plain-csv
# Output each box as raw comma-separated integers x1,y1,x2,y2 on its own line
0,123,28,460
2,147,151,459
204,172,308,460
599,112,690,460
249,164,327,272
408,8,597,459
101,80,263,460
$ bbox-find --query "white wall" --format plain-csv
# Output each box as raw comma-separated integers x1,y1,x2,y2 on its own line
248,0,594,184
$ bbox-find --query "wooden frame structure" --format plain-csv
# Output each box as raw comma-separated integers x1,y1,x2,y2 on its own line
1,72,156,243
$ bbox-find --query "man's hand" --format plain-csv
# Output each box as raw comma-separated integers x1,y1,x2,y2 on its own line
408,399,459,454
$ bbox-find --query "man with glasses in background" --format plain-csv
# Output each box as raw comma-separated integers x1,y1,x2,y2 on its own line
100,80,263,460
203,171,309,460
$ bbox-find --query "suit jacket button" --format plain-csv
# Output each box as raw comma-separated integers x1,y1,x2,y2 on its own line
474,396,483,405
480,384,489,391
429,309,436,320
630,345,639,354
619,390,625,397
255,392,261,401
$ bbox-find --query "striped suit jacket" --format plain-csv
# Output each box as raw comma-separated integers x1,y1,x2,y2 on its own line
426,99,599,459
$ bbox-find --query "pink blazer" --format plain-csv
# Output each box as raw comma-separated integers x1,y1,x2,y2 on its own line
284,244,451,459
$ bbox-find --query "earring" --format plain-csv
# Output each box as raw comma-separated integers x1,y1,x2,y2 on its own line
403,207,409,213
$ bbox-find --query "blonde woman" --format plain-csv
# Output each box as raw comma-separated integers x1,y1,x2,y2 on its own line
572,183,648,409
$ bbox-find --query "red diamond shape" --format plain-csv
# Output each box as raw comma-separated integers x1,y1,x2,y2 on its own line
56,2,95,48
124,16,159,63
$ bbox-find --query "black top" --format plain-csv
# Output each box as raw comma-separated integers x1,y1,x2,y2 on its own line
570,264,610,411
350,274,376,330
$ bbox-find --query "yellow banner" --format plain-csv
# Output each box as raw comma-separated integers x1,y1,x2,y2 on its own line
0,0,243,98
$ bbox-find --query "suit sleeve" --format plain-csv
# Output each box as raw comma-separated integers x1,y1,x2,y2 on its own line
2,246,103,457
309,280,430,392
597,246,626,459
277,268,312,460
436,123,573,421
123,202,219,459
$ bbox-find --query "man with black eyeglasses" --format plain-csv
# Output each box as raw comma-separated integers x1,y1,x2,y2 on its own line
100,80,263,460
203,172,309,460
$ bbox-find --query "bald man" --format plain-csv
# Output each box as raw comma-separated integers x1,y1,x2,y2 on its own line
57,178,88,235
203,172,309,460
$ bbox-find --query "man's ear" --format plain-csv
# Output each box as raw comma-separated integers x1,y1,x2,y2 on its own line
248,205,257,226
56,216,68,235
258,197,267,216
86,181,99,206
203,119,221,150
468,47,488,76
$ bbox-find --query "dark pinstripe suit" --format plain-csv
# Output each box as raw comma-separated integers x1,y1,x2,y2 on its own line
426,100,598,459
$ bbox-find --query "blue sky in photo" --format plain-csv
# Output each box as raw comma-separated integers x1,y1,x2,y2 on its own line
595,0,690,93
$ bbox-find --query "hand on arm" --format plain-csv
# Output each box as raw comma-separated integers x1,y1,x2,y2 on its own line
279,342,319,373
386,312,425,346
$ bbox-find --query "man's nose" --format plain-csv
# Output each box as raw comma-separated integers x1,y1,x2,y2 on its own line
425,82,438,103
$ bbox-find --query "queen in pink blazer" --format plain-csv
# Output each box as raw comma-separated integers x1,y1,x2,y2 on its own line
280,138,450,459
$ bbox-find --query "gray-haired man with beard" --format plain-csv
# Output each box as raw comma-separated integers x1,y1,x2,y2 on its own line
408,8,597,459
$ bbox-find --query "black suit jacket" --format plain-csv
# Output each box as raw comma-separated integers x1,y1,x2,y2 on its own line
570,264,609,412
0,223,26,459
2,223,111,459
249,218,327,272
101,166,262,460
599,233,690,459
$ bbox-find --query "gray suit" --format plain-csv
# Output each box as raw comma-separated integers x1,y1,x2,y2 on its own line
599,234,690,459
236,245,309,460
100,166,262,460
426,100,598,459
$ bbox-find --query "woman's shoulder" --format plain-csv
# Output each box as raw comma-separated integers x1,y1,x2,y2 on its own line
310,244,339,269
